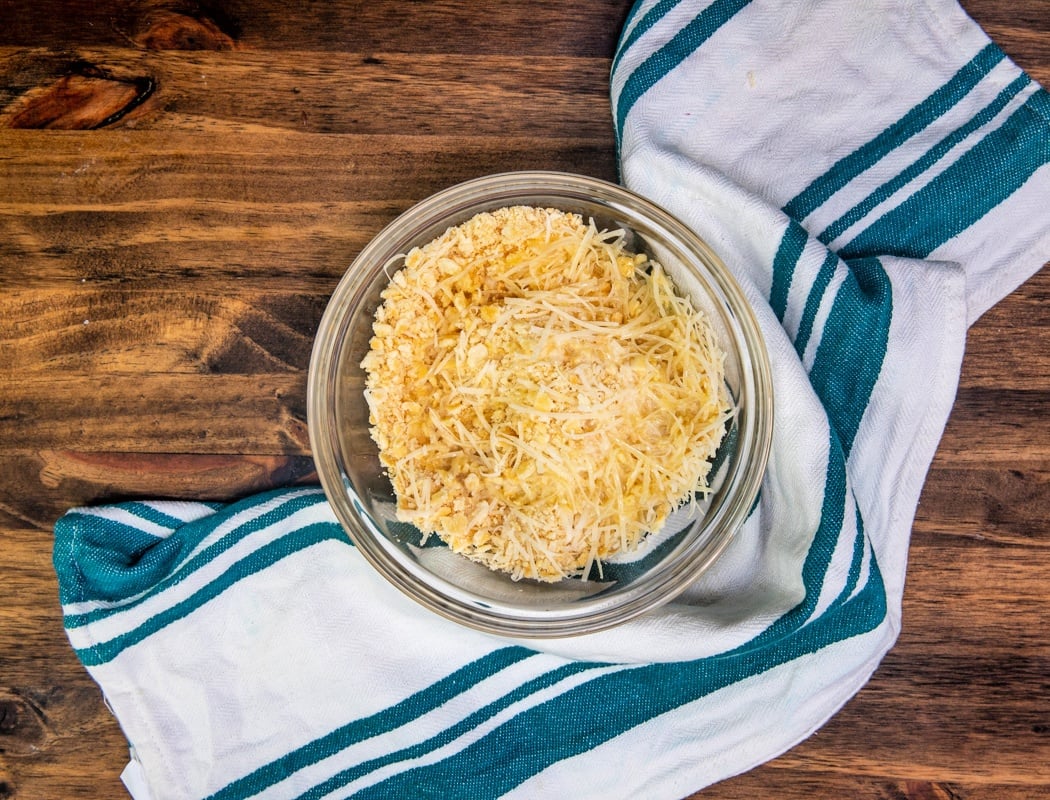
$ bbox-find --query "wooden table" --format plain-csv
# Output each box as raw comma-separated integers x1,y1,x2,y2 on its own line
1,1,1047,798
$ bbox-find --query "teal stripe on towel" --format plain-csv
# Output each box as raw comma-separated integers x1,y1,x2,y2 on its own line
121,502,186,532
835,505,869,609
817,72,1031,247
741,429,853,641
74,521,342,667
783,43,1005,222
612,0,687,79
807,257,893,456
794,249,839,357
842,89,1050,259
614,0,752,145
61,489,330,626
769,220,809,321
300,663,605,800
54,512,183,605
205,647,540,800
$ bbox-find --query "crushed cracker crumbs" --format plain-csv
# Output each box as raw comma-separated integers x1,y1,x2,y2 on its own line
360,205,731,582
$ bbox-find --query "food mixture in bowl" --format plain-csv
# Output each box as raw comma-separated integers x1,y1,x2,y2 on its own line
361,205,732,582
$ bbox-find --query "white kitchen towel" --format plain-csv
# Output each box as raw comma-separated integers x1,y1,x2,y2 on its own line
54,1,1048,798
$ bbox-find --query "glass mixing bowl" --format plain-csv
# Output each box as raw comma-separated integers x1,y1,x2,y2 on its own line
307,171,772,637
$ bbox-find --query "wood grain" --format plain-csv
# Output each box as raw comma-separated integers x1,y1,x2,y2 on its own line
0,0,1047,798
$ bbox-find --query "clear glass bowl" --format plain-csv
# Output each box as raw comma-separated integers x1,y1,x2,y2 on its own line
307,171,772,637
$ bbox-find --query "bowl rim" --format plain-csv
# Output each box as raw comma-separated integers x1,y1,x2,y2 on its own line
307,170,773,637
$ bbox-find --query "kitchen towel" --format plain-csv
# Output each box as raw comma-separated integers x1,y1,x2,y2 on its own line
54,1,1049,798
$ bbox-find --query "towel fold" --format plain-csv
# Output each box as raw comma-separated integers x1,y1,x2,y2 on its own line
54,1,1049,798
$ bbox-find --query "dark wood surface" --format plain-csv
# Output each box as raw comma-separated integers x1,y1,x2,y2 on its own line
1,1,1047,798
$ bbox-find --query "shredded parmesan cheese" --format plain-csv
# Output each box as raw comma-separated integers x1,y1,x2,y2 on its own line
361,206,732,582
